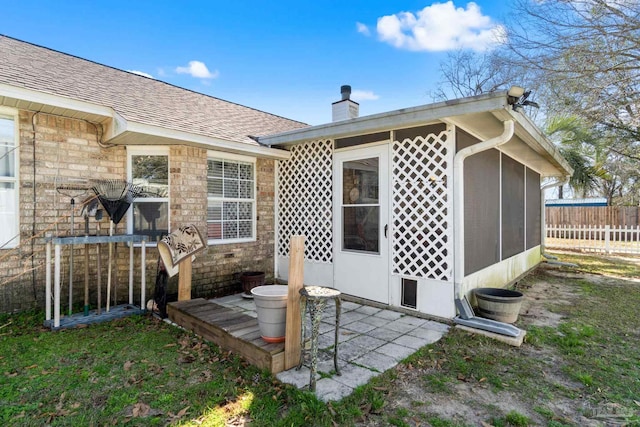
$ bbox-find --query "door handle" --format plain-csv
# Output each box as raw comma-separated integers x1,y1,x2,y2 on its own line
384,224,388,238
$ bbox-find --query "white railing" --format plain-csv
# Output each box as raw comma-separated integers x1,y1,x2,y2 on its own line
546,224,640,255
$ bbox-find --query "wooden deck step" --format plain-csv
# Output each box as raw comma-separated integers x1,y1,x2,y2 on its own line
167,298,285,373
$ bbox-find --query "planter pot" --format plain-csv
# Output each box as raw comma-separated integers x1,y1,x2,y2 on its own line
240,271,265,298
473,287,524,324
251,285,288,343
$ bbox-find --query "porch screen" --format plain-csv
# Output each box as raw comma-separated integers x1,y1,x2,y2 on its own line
526,168,541,249
501,155,525,259
458,129,500,275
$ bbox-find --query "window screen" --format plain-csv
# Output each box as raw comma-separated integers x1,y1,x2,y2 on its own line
526,168,541,249
130,153,169,242
501,155,525,259
207,158,255,242
459,129,500,275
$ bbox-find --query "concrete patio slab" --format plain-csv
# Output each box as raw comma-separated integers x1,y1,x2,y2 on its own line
211,292,451,402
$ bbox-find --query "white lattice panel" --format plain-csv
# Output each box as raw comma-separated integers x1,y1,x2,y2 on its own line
277,140,333,263
392,130,452,280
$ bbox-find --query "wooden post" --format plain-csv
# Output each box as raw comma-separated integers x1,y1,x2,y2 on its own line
177,257,192,301
284,235,304,370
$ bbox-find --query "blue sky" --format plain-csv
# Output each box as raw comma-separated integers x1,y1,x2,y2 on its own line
2,0,513,125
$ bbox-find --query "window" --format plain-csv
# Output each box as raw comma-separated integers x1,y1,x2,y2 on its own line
127,148,169,242
0,108,18,249
207,153,255,243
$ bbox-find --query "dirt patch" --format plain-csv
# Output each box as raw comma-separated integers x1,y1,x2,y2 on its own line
362,361,600,426
356,263,620,426
516,273,575,328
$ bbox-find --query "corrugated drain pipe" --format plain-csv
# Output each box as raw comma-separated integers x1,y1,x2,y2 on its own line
453,120,515,302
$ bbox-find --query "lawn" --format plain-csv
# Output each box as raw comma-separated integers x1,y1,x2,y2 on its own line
1,252,639,426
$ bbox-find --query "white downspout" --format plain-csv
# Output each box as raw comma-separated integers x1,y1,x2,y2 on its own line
540,176,569,253
453,120,515,302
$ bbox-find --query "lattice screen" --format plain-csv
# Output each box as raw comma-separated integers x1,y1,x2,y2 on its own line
392,130,452,280
277,139,333,263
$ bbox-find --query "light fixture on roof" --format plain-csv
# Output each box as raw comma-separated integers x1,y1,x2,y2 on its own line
507,85,539,111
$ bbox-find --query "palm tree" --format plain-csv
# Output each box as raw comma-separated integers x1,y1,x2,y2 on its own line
545,116,605,198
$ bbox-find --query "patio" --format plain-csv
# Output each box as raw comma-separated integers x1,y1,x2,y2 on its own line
209,293,450,402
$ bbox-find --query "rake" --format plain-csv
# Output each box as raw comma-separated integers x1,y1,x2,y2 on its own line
56,178,90,316
92,180,143,311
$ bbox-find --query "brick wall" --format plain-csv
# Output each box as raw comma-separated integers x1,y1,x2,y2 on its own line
0,110,277,314
190,158,276,299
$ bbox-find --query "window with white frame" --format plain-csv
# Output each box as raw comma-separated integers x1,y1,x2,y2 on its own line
207,153,255,243
127,147,169,242
0,108,18,249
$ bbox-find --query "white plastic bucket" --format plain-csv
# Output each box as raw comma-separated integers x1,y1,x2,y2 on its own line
251,285,288,342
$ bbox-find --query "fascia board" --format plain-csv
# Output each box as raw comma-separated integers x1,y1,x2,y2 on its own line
504,109,574,177
259,93,509,146
112,121,292,160
0,83,114,118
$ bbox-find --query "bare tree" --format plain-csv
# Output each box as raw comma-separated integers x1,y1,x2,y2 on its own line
432,50,529,101
504,0,640,160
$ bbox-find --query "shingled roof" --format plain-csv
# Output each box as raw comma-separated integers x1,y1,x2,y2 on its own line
0,35,307,146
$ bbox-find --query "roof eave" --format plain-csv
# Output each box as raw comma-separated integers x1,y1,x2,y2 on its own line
108,121,292,160
504,108,574,177
0,82,114,123
258,92,510,146
0,83,291,160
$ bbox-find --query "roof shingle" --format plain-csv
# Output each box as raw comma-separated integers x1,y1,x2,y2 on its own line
0,35,308,145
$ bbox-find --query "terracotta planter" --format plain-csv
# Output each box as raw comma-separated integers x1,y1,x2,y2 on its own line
240,271,265,297
251,285,288,343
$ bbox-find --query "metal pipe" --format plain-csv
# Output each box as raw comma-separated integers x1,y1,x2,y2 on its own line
453,120,515,301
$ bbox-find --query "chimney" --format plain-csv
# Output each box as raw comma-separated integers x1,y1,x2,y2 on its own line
332,85,359,122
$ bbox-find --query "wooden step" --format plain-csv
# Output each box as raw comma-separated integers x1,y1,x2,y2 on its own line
167,298,285,373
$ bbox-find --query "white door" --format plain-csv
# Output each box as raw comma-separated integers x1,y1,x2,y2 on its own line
334,144,389,304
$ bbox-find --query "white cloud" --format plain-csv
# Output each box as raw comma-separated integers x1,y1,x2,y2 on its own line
128,70,154,79
351,90,379,101
356,22,370,36
376,1,505,52
175,60,219,79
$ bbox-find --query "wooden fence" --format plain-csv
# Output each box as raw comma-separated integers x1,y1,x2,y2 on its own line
545,224,640,255
545,206,639,227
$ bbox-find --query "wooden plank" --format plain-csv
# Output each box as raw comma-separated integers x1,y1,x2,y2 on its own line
284,235,304,370
229,323,261,338
170,298,210,311
177,257,192,301
271,352,286,374
170,309,272,370
167,298,285,373
225,318,259,333
198,308,239,323
237,328,263,342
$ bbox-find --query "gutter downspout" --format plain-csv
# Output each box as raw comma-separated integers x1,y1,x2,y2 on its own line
453,120,515,302
540,176,570,254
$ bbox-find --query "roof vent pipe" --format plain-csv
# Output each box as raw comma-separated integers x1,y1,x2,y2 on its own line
341,85,352,100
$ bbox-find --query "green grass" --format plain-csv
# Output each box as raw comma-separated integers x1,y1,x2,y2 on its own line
549,251,640,279
1,252,639,426
0,312,361,427
386,253,640,425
